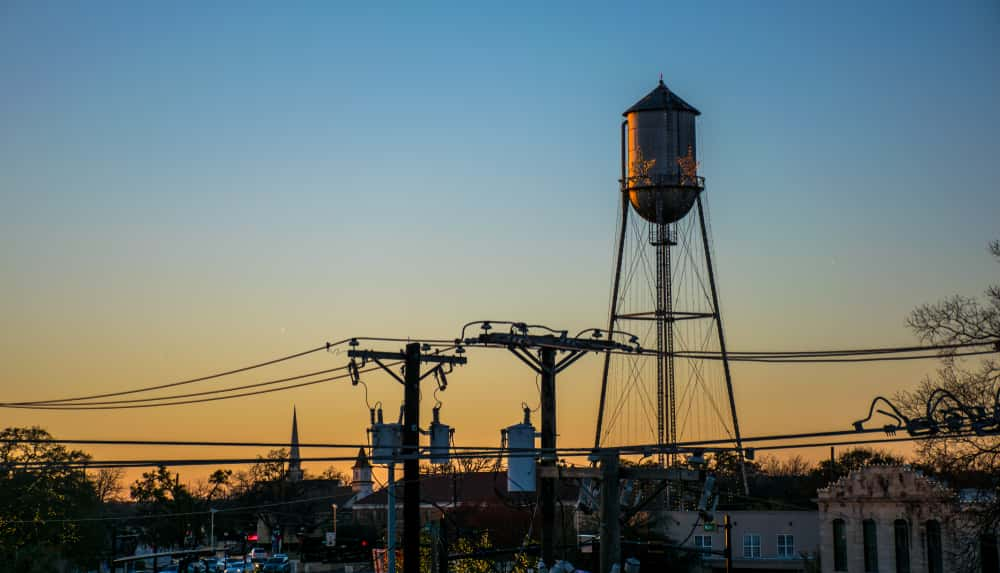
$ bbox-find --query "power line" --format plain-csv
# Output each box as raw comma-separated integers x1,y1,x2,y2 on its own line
3,364,352,408
2,342,341,407
2,340,463,410
604,342,998,363
0,364,382,410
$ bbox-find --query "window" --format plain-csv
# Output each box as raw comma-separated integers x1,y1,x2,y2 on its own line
777,534,795,558
695,535,714,558
894,520,910,573
744,534,761,559
834,519,848,572
864,519,879,572
926,520,942,573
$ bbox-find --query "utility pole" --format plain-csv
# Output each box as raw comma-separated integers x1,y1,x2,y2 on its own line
349,342,467,573
599,450,621,573
388,464,397,573
461,323,638,567
724,513,732,573
437,518,448,573
402,343,420,573
539,347,557,567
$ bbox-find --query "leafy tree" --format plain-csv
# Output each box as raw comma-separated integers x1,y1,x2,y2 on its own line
810,447,905,482
233,448,288,495
130,465,197,551
206,468,233,500
315,465,348,482
0,426,103,571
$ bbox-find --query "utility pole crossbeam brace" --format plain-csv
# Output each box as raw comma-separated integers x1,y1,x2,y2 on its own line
463,329,635,567
349,344,467,573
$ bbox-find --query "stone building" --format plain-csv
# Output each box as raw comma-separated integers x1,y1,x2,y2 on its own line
818,466,961,573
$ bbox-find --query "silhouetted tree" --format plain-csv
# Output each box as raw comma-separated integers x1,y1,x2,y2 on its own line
893,240,999,573
0,426,103,571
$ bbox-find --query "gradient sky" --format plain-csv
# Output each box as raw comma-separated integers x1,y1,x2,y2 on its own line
1,0,998,485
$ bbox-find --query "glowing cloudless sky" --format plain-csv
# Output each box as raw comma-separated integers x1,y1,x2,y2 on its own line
1,0,997,484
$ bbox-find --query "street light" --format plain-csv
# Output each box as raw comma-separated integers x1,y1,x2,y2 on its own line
210,508,218,554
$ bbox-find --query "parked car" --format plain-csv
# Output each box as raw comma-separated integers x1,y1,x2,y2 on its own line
223,559,250,573
261,554,290,573
248,548,269,562
202,557,224,573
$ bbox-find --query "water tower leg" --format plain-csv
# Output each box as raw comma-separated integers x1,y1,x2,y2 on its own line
595,188,629,450
595,120,630,451
694,195,748,495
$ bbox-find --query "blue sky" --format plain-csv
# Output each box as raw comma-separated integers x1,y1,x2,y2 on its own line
0,0,997,470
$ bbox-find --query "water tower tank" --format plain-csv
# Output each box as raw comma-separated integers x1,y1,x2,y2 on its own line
624,79,703,224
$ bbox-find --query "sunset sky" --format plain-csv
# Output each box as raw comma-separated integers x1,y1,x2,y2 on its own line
2,0,998,485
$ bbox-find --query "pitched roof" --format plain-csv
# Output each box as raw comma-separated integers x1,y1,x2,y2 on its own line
624,79,701,116
353,447,371,469
289,406,301,466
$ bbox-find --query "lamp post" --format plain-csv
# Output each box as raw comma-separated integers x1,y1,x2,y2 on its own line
210,508,218,554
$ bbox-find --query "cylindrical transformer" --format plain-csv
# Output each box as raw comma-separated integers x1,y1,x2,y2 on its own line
624,79,703,224
505,410,537,493
429,407,451,465
371,422,401,465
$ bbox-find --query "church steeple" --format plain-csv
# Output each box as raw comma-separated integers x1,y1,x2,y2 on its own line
351,447,373,497
287,406,303,482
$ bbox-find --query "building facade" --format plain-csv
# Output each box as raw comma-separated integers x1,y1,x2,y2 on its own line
663,510,819,572
818,466,960,573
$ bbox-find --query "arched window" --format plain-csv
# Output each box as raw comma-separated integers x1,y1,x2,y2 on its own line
894,520,910,573
864,519,879,572
926,520,943,573
834,519,848,572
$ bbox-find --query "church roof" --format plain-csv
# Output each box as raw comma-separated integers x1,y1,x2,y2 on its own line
289,406,301,464
353,447,371,469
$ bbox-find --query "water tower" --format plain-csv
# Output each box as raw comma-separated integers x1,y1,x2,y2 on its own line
594,79,746,485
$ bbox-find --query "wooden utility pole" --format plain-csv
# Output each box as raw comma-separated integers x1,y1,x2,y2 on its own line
402,343,421,573
539,347,557,567
599,450,621,573
348,343,467,573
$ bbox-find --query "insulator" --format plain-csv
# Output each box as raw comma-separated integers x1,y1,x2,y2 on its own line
349,360,360,386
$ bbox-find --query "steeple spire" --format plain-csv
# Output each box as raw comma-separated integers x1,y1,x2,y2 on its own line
287,406,303,482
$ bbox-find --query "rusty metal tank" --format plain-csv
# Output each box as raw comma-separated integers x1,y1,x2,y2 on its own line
623,80,703,224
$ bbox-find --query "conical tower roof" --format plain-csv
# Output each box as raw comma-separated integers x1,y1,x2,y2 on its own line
623,78,700,116
353,447,371,469
289,407,301,465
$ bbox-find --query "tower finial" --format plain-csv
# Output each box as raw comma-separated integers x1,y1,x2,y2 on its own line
659,72,664,84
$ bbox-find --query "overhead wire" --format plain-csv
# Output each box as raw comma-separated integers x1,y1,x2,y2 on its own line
1,335,458,408
3,342,338,406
